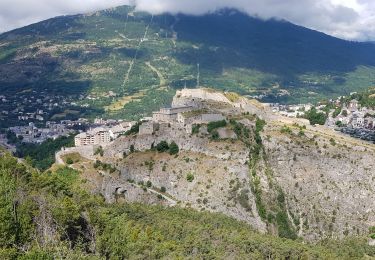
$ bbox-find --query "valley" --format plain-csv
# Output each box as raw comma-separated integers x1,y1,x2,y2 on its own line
1,4,375,258
1,6,375,125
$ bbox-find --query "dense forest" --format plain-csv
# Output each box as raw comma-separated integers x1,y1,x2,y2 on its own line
0,152,374,259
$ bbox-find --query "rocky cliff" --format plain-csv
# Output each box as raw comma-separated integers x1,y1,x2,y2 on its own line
65,88,375,241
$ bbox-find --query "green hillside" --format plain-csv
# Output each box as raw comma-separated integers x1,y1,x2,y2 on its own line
1,6,375,122
0,152,374,259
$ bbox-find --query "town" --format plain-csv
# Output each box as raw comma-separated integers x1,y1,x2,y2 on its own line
2,89,375,149
269,95,375,142
75,89,226,146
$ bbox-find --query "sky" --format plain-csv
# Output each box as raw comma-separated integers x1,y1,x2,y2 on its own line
0,0,374,41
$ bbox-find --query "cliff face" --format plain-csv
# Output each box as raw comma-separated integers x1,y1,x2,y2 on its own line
262,125,375,241
68,88,375,241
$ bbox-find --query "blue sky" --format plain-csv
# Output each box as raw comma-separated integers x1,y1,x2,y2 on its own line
1,0,374,41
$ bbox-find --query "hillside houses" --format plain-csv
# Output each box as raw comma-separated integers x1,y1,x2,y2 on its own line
75,128,111,147
10,122,75,144
74,121,135,147
332,100,375,129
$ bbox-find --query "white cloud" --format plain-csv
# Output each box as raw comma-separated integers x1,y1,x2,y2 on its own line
134,0,375,41
0,0,129,32
1,0,375,41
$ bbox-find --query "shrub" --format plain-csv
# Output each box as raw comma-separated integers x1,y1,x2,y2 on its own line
146,181,152,188
211,130,219,140
369,226,375,239
125,122,141,135
304,107,327,125
156,141,169,153
94,146,104,156
66,158,74,165
330,138,336,146
192,124,201,134
160,187,166,193
186,173,195,182
280,126,293,134
169,141,179,155
207,120,227,133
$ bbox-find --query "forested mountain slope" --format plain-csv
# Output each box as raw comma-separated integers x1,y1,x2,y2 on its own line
1,6,375,121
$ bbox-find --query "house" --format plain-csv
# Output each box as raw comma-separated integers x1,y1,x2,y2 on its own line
348,99,359,112
351,114,364,128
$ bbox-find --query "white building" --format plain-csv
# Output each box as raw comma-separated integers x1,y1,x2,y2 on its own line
75,128,111,147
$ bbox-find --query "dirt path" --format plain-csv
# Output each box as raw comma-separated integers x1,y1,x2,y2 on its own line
131,182,177,206
145,62,167,87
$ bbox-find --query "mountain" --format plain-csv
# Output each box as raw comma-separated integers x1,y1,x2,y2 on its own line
1,5,375,123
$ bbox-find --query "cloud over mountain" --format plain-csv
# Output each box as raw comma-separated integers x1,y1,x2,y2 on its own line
1,0,375,41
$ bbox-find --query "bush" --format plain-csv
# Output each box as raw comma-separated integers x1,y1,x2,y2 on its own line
160,186,166,193
304,107,327,125
66,158,74,165
169,141,179,155
370,226,375,239
125,122,141,135
146,181,152,188
280,126,293,134
207,120,227,133
94,146,104,156
156,141,169,153
211,130,219,140
186,173,195,182
192,124,201,134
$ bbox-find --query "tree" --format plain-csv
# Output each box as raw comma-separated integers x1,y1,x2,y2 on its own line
130,145,135,153
186,173,195,182
211,130,219,140
66,157,74,165
94,146,104,156
156,141,169,153
169,141,179,155
304,108,327,125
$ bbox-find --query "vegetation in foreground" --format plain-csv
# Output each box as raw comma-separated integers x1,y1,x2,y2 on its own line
13,135,75,171
0,153,374,259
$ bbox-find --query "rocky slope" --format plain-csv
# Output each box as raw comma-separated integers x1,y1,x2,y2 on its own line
65,88,375,242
